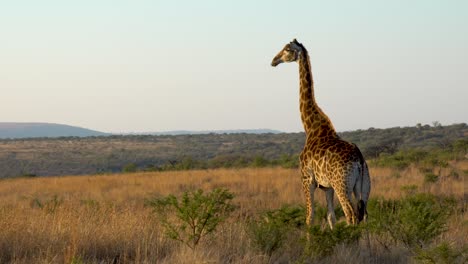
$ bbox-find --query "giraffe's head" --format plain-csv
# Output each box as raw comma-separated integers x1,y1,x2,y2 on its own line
271,38,303,67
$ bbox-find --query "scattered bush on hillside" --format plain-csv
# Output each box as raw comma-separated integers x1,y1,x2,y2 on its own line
122,163,137,173
371,138,467,169
0,123,466,177
275,154,300,169
372,149,427,169
250,156,269,168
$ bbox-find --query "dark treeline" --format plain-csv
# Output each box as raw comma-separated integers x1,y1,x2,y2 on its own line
0,123,466,177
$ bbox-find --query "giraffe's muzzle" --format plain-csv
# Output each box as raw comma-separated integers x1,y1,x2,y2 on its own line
271,57,282,67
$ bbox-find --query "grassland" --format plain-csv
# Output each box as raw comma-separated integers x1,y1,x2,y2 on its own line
0,161,466,263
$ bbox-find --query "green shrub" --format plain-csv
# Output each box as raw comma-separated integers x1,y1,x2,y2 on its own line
250,156,269,168
414,242,468,264
373,152,411,169
248,217,288,257
248,204,357,259
146,188,235,249
277,154,299,169
247,205,304,256
371,145,462,170
373,149,430,169
305,222,362,258
264,204,305,228
368,193,453,250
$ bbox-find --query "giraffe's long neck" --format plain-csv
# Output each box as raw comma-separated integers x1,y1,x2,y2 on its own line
298,47,337,138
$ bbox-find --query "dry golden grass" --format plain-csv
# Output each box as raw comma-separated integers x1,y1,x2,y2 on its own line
0,161,466,263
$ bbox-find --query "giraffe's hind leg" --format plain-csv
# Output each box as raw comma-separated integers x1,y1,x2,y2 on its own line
325,188,336,229
335,166,359,225
336,188,357,225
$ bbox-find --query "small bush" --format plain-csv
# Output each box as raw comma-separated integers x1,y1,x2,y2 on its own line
247,205,304,256
305,222,362,258
414,242,468,264
368,193,453,250
277,154,299,169
146,188,235,249
248,217,288,257
250,156,269,168
264,204,305,228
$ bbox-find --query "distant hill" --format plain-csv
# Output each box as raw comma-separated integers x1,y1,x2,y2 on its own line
0,123,108,139
130,129,283,135
0,123,281,139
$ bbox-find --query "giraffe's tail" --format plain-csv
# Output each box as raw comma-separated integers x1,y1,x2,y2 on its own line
355,147,370,223
358,160,370,223
357,200,366,222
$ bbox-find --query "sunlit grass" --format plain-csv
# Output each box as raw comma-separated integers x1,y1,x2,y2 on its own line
0,161,466,263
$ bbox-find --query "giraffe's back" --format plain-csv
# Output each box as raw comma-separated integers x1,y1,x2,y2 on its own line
301,135,364,188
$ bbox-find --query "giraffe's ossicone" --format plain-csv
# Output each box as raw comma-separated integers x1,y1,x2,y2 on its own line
271,39,371,228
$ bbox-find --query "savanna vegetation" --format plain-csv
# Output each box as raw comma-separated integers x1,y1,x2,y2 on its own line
0,122,466,262
0,161,466,263
0,123,466,178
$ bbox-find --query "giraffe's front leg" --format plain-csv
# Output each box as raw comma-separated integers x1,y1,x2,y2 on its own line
302,179,317,226
325,188,336,229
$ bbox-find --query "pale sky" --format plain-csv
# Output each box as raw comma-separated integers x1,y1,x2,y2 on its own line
1,0,467,133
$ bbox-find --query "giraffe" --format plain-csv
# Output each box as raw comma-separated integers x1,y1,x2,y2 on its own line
271,39,371,228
